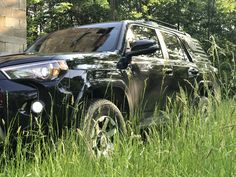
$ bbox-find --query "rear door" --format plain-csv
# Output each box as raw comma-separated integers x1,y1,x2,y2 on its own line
160,31,199,98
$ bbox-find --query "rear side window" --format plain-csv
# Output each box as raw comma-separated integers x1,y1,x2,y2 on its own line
162,32,188,61
126,25,163,58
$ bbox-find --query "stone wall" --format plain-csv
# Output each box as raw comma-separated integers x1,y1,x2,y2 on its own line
0,0,26,55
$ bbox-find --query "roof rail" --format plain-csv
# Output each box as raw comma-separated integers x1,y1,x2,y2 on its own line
134,18,190,36
147,19,178,30
144,20,189,36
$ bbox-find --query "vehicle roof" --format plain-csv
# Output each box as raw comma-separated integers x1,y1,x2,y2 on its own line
77,20,191,36
77,21,125,28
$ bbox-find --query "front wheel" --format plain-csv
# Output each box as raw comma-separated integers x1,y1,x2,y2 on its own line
82,99,127,157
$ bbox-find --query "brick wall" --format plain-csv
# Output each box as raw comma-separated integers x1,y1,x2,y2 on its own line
0,0,26,55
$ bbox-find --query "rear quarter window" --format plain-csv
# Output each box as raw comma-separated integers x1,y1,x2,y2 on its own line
162,32,188,61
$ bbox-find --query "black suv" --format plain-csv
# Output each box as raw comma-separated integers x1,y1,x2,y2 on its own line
0,20,218,154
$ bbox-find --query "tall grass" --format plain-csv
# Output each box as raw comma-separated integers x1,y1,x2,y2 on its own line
208,35,236,97
0,95,235,177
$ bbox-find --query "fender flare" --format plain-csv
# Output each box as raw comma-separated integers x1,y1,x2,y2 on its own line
73,79,134,116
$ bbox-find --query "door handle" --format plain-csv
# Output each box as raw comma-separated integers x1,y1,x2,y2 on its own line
188,67,199,77
162,68,173,75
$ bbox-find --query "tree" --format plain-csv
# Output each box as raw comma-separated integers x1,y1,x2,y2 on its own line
27,0,236,50
27,0,110,45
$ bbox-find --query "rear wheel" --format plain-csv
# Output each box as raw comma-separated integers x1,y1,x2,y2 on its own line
82,99,126,157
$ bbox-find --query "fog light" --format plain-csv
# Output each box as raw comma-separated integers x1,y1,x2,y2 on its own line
31,101,44,114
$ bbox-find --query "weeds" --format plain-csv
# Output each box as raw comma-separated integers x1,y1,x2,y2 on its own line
208,35,236,97
0,85,235,177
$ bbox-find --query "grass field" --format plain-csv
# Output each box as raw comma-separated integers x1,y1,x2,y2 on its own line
0,97,236,177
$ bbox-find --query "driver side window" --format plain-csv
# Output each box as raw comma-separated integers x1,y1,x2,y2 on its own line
126,25,163,58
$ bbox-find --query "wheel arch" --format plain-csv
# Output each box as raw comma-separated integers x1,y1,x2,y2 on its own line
75,80,133,118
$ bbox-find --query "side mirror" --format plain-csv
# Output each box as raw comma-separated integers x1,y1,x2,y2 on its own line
117,39,159,69
128,39,159,57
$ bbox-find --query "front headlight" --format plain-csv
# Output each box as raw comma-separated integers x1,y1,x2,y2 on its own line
1,60,68,81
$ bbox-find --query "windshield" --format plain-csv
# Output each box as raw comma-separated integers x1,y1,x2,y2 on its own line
26,27,121,54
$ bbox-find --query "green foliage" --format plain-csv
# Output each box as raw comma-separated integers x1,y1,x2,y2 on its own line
217,0,236,13
27,0,236,48
27,0,110,45
53,2,73,13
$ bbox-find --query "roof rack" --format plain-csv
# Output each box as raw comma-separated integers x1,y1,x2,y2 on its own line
147,19,178,30
143,19,189,36
137,18,178,30
134,18,190,37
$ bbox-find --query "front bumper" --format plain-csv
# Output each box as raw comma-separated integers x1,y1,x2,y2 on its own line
0,79,73,138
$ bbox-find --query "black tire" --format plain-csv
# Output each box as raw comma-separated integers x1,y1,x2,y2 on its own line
82,99,126,157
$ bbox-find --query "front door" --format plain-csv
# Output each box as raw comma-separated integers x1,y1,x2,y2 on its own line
123,24,171,120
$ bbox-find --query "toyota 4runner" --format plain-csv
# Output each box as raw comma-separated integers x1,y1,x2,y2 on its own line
0,20,218,154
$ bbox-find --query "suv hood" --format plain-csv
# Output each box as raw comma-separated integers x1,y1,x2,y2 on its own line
0,53,55,68
0,52,119,68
